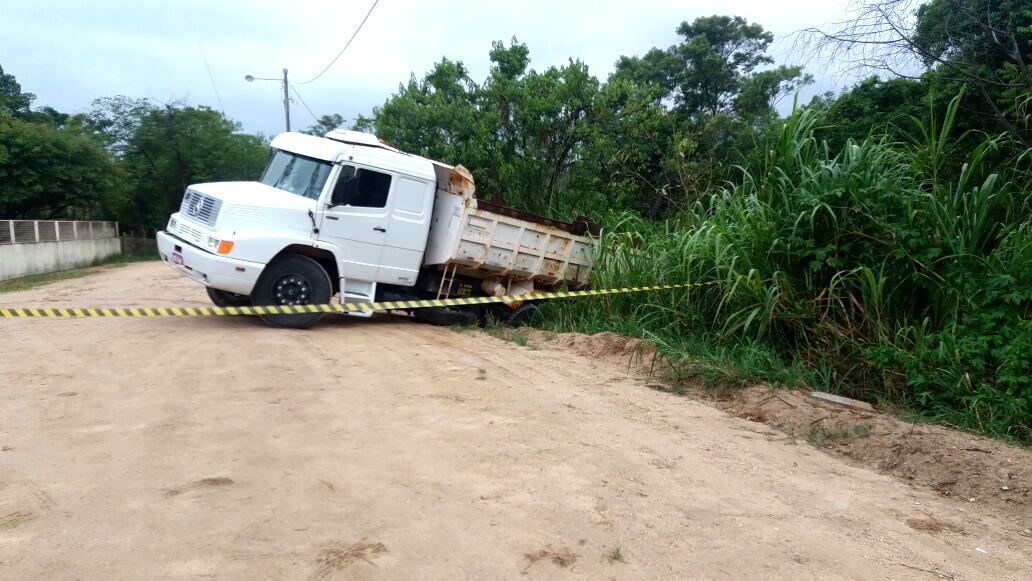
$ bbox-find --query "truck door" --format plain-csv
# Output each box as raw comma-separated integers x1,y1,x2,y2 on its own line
318,165,433,287
379,176,434,286
318,164,392,282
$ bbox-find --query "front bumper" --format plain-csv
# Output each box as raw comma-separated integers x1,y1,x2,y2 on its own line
156,230,264,296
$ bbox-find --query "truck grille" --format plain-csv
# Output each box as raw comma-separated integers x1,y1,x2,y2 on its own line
180,190,222,227
174,221,207,247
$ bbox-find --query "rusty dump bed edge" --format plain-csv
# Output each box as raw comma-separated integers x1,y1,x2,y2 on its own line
475,200,601,237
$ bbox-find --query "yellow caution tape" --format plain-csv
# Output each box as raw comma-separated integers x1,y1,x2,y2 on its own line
0,281,716,318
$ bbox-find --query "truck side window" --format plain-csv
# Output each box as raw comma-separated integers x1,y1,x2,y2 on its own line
332,166,392,208
330,166,356,206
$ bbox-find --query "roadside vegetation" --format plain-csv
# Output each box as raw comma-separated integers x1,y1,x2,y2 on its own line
1,1,1029,441
545,96,1032,443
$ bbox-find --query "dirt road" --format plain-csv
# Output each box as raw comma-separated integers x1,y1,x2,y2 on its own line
1,262,1030,579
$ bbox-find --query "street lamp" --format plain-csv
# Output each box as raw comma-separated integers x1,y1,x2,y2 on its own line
245,68,290,132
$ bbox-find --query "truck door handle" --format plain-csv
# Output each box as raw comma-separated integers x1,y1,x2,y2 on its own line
373,226,386,232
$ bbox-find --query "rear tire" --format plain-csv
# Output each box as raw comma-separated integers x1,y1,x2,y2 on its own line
504,303,540,327
206,287,251,308
252,255,333,329
413,306,480,326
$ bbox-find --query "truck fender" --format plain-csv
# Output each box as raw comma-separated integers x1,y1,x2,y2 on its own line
268,243,341,293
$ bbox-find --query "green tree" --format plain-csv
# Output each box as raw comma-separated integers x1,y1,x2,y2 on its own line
0,113,129,219
612,48,680,99
810,0,1032,147
350,114,375,133
373,57,485,164
581,79,681,217
370,41,602,216
0,64,34,118
810,77,930,149
479,41,599,213
597,17,811,216
0,67,130,220
366,19,810,220
615,16,811,121
676,16,782,117
88,99,270,231
28,106,71,127
301,113,346,137
87,96,157,157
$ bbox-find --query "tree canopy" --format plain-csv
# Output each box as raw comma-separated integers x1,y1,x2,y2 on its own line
361,17,810,218
301,113,346,137
0,64,34,118
0,87,269,232
0,113,127,219
809,0,1032,147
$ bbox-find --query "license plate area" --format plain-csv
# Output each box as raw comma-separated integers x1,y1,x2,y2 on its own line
172,251,183,265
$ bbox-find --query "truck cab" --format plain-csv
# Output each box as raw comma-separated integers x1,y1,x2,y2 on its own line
158,130,437,326
157,129,596,328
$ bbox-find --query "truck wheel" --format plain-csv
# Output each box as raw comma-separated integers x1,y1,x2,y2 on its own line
505,303,540,327
251,255,332,329
206,288,251,308
413,306,479,326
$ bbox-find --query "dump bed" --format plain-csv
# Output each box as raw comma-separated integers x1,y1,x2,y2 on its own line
422,164,596,289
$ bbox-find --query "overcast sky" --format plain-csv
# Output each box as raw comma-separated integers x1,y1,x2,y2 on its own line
2,0,855,136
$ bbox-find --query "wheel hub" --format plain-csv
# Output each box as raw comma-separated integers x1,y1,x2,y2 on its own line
273,275,311,306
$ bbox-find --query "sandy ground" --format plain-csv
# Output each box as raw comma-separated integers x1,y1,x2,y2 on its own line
1,261,1030,580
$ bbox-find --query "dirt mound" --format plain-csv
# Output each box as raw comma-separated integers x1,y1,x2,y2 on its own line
546,331,1032,523
727,386,1031,518
543,331,659,375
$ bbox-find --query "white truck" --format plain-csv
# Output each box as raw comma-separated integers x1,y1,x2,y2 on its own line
156,129,598,328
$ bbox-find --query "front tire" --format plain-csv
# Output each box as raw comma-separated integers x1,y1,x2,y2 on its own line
206,287,251,308
251,255,333,329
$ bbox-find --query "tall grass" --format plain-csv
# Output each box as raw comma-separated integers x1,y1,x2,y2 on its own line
547,93,1032,442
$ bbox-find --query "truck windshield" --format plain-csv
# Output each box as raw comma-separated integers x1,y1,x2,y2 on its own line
259,150,332,200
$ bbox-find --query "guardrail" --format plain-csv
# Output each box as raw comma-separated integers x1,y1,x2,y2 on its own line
0,220,119,245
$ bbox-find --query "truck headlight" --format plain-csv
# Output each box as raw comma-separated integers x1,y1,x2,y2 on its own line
207,236,235,255
169,217,177,230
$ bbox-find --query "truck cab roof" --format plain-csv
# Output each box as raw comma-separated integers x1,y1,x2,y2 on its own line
269,130,436,182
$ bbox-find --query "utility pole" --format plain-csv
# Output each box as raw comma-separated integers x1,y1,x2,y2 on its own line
282,68,291,132
245,69,292,132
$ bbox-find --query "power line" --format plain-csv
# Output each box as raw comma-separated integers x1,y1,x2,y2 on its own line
297,0,380,85
291,86,319,123
197,42,225,115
